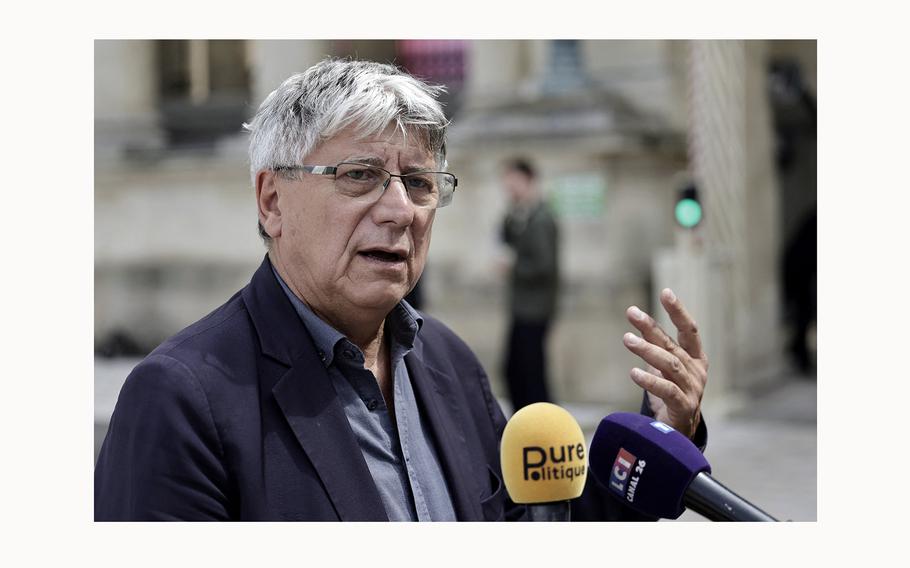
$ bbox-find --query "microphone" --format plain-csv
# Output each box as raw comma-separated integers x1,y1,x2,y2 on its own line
500,402,587,521
588,412,778,522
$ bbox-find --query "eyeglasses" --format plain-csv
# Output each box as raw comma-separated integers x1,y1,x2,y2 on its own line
274,162,458,209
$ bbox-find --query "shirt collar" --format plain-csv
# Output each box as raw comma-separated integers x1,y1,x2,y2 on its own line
387,298,423,350
270,264,423,368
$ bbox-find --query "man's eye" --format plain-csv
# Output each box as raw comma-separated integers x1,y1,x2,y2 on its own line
405,176,434,191
345,168,377,182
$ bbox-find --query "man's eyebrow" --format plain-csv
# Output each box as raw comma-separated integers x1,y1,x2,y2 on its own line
345,156,437,173
400,163,437,174
345,156,385,167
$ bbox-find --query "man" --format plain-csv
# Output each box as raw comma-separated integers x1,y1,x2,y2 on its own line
95,59,708,521
500,159,559,412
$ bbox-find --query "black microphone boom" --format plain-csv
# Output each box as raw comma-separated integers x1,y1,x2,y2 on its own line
685,472,778,522
526,500,571,522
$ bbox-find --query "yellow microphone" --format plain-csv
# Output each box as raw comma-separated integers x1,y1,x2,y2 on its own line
500,402,588,521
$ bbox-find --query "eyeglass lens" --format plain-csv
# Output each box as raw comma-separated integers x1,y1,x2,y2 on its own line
334,163,455,208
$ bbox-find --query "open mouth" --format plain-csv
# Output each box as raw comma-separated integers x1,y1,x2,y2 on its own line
359,249,406,263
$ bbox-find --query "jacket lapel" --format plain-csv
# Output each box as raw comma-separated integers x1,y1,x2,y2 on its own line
406,350,485,521
243,256,387,521
272,358,388,521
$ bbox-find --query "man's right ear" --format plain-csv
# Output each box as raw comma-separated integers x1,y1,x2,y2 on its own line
256,170,282,240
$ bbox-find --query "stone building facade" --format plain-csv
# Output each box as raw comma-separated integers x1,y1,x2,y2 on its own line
95,39,816,411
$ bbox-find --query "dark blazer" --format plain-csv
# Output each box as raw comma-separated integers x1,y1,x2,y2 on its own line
94,256,666,521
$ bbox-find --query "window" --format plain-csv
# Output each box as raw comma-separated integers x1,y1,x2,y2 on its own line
156,40,251,148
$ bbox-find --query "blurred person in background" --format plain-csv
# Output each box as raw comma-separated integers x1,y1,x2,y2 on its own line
499,159,560,412
94,58,708,521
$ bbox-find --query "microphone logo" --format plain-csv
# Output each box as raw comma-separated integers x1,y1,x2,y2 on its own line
500,403,588,503
609,447,647,502
650,421,675,434
522,444,586,482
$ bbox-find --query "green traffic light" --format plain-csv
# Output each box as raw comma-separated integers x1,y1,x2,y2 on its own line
675,198,702,228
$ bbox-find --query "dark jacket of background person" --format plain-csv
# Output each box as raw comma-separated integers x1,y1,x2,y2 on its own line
95,257,686,521
502,200,560,322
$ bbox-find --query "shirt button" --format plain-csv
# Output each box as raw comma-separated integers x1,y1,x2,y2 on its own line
317,350,326,361
366,399,378,411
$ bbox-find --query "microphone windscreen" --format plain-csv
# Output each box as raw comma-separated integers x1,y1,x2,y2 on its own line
500,402,587,504
588,412,710,519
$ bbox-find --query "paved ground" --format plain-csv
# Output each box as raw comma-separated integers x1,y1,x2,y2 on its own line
94,358,816,522
673,377,816,522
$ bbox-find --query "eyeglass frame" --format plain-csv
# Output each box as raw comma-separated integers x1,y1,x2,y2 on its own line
273,162,458,209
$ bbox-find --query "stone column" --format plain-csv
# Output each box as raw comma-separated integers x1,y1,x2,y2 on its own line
657,40,783,403
188,40,211,105
687,39,750,327
94,40,163,158
462,40,525,108
246,40,332,110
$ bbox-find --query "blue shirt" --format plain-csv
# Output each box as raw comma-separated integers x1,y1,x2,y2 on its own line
272,267,456,521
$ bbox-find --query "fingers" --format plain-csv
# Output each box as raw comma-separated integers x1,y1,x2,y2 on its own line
625,289,706,366
623,290,707,439
632,367,700,438
629,367,685,409
659,288,705,361
626,305,679,354
625,305,699,378
623,332,693,390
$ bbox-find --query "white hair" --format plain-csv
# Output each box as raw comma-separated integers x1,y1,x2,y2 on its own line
249,65,449,180
243,58,449,244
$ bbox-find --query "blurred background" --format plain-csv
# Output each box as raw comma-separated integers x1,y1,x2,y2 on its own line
94,39,817,520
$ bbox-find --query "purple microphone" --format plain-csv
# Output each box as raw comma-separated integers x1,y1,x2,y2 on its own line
589,412,778,522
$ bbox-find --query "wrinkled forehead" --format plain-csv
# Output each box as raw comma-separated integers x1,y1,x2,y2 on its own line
315,123,441,166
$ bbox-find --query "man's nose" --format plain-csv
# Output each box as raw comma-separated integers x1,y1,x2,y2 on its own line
373,176,416,224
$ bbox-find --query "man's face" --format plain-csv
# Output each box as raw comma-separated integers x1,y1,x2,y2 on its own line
268,124,437,320
502,169,533,204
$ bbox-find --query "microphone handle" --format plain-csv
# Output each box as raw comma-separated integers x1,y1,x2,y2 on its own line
684,472,778,522
526,500,571,521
